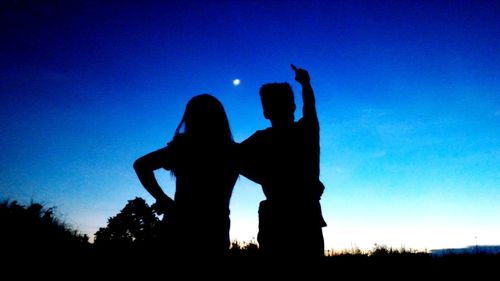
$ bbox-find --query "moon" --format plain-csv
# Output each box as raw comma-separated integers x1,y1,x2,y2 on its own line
233,79,240,86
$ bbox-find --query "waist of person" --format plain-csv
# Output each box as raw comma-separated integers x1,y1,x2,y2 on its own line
261,197,320,208
258,198,326,226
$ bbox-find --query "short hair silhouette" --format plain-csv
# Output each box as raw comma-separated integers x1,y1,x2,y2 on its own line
259,83,296,122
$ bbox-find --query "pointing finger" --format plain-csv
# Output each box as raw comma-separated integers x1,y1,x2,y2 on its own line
291,64,298,72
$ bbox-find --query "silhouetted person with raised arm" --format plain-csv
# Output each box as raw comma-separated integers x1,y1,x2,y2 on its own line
134,94,238,257
238,64,326,258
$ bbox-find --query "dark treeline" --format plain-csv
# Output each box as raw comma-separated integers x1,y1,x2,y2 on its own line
1,198,498,276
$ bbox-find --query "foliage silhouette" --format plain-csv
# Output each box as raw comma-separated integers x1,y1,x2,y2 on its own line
0,199,89,261
94,197,162,250
228,239,259,257
2,197,499,276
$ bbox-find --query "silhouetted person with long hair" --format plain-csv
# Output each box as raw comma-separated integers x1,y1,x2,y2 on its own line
238,65,326,258
134,94,238,257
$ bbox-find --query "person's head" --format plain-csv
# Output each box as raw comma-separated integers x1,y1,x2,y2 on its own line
259,83,296,126
175,94,233,144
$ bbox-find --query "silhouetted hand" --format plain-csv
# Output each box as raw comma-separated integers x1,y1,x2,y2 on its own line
315,181,325,199
152,196,174,215
291,64,311,84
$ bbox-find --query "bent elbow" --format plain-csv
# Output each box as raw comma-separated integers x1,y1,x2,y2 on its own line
133,157,144,172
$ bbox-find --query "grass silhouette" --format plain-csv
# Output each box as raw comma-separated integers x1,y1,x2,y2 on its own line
1,199,89,250
1,197,498,277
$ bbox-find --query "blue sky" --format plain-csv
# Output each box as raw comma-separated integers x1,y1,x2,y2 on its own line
1,0,499,251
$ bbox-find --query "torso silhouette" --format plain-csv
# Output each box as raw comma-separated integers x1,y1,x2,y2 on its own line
239,117,326,256
160,134,238,255
242,119,321,201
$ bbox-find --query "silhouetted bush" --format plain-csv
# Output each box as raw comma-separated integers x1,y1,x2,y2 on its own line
0,199,89,260
94,197,163,253
229,239,259,257
2,196,499,276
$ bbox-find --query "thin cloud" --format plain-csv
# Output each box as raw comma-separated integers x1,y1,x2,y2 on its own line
370,150,387,158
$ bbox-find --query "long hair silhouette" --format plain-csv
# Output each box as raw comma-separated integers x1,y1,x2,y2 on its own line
175,94,233,145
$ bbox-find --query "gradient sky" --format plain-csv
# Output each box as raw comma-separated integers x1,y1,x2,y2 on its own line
1,0,499,251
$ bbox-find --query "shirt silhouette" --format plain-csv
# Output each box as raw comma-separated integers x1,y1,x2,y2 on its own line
134,94,238,257
238,65,326,257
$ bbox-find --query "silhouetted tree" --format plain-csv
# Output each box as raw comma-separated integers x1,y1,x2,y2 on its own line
94,197,161,249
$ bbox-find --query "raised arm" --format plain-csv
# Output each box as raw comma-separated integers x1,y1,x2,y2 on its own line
291,64,318,127
291,64,322,194
133,148,174,212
